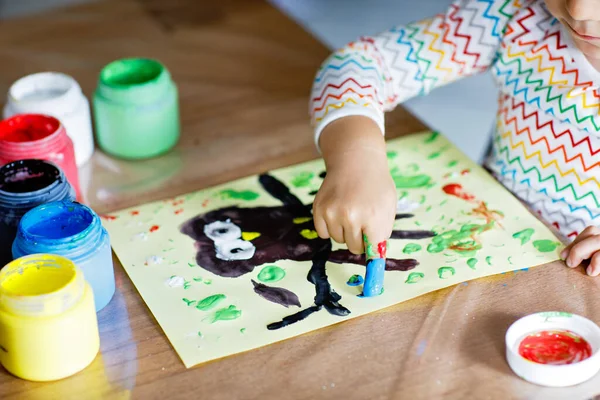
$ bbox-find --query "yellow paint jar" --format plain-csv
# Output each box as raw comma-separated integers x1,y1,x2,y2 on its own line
0,254,99,381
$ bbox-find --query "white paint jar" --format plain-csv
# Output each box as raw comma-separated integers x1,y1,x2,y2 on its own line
3,72,94,166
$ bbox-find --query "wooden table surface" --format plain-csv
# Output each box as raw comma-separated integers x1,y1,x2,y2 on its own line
1,1,599,399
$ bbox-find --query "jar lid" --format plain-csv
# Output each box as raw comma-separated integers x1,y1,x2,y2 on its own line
0,254,85,317
505,312,600,387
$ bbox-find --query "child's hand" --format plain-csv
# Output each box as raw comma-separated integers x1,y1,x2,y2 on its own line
561,226,600,276
313,116,397,255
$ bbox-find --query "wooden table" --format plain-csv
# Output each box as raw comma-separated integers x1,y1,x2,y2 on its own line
0,1,599,399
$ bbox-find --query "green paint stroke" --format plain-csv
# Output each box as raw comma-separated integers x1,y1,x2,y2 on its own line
240,328,246,334
425,132,439,143
257,265,286,283
532,239,561,253
291,172,314,188
427,223,494,256
438,266,455,279
387,151,398,159
220,189,259,201
427,146,449,160
447,160,458,167
513,228,535,245
195,294,226,311
486,256,492,266
182,298,196,307
403,243,422,254
467,258,478,270
405,272,424,284
206,305,242,323
390,167,432,188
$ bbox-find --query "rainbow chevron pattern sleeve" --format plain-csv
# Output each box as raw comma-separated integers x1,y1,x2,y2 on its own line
310,0,525,145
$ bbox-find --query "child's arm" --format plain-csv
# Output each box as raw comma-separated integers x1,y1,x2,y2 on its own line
311,0,525,254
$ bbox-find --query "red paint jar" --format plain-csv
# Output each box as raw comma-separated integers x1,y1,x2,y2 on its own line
0,114,81,199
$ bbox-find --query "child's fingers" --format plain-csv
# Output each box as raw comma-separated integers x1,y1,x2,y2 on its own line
561,226,600,259
587,252,600,277
313,212,329,240
343,223,363,255
566,235,600,268
325,217,345,244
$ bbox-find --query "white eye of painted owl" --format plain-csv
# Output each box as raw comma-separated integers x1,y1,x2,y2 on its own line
204,220,242,242
214,239,256,261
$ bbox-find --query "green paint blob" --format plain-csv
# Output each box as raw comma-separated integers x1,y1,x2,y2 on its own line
438,266,455,279
390,167,433,188
257,265,286,283
240,328,246,334
207,305,242,323
346,274,364,286
193,277,203,282
291,172,314,188
486,256,492,266
447,160,458,167
427,223,493,256
405,272,424,284
512,228,535,245
467,258,478,270
532,239,561,253
204,279,212,285
387,151,398,159
425,132,439,143
403,243,422,254
195,294,226,311
220,189,259,201
197,331,203,338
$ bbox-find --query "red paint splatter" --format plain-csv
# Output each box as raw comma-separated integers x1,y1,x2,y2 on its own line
518,330,592,365
130,210,139,216
460,169,470,175
202,199,209,207
101,215,118,221
149,225,160,233
172,199,184,206
442,183,475,201
377,241,387,258
175,209,184,215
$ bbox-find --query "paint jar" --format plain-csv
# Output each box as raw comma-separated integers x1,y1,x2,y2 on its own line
0,159,75,268
0,254,99,381
12,201,115,312
93,58,180,159
0,114,81,199
506,312,600,387
3,72,94,166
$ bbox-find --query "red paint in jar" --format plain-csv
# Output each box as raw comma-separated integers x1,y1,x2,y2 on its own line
0,114,81,199
518,330,592,365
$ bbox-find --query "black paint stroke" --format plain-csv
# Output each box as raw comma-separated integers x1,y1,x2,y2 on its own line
251,280,301,308
391,230,437,239
328,250,418,271
267,306,321,330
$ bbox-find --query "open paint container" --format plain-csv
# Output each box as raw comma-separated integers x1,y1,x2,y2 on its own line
506,312,600,387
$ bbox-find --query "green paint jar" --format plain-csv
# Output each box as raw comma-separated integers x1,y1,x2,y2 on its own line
93,58,179,159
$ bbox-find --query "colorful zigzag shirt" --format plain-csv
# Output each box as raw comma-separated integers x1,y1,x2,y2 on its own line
310,0,600,240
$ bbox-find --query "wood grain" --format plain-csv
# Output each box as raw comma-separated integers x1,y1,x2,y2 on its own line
1,1,597,399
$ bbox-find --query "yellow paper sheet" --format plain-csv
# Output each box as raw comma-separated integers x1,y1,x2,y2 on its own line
102,132,561,368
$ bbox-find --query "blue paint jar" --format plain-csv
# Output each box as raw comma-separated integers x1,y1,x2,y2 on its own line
12,201,115,312
0,159,75,267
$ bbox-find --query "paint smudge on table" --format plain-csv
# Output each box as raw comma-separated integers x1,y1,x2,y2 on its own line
416,339,427,356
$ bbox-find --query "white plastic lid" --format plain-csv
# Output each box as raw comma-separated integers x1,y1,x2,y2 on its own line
505,312,600,387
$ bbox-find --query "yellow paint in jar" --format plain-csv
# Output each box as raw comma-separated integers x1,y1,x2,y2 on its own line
0,254,99,381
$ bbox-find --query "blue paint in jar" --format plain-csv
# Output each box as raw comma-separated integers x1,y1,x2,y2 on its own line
12,200,115,312
0,159,75,267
